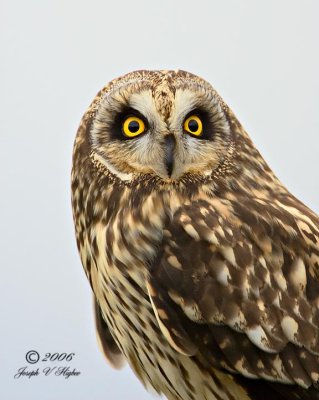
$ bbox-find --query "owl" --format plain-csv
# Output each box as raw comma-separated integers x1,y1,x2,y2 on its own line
71,70,319,400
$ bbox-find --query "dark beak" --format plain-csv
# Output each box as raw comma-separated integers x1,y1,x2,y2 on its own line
164,135,175,177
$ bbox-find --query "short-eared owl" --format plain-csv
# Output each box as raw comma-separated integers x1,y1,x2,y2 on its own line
71,70,319,400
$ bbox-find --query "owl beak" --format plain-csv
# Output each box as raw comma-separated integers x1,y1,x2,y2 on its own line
164,135,175,177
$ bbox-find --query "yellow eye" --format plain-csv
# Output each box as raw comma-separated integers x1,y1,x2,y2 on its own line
183,115,203,137
122,116,145,138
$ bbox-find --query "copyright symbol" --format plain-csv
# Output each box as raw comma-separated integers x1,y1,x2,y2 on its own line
26,350,40,364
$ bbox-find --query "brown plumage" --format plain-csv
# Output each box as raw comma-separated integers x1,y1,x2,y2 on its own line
71,70,319,400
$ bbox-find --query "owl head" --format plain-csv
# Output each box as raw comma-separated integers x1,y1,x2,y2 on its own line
75,70,272,192
81,70,246,187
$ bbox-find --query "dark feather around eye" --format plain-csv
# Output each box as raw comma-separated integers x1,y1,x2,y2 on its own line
184,109,215,141
110,107,149,140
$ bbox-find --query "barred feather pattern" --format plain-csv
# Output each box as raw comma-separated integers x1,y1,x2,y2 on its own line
71,70,319,400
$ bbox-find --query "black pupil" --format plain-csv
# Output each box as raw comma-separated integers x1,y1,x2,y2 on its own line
128,120,140,133
188,119,199,132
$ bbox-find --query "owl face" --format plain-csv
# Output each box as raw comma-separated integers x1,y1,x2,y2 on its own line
90,70,233,185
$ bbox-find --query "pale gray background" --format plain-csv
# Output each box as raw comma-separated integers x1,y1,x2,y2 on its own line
1,1,318,399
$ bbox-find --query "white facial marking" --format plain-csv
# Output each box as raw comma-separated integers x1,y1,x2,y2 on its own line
93,152,133,181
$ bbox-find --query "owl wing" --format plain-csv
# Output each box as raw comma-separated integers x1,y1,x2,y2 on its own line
94,297,125,369
147,197,319,396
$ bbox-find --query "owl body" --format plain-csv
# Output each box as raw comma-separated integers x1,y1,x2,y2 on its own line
81,184,246,400
72,70,319,400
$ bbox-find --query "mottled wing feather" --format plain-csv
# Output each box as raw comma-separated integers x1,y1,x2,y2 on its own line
94,297,125,369
148,198,319,393
146,281,198,356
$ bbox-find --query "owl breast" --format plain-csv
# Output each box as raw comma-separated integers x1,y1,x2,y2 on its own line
86,187,245,400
